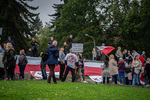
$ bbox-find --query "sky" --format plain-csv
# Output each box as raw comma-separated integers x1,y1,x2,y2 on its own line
27,0,63,26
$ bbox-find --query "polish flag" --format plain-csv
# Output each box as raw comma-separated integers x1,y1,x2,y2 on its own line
96,46,115,55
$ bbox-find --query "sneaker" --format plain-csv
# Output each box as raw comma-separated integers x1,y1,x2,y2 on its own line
82,81,88,83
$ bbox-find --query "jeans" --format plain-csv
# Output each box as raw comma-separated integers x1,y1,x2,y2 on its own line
138,71,141,85
62,66,75,82
81,68,85,81
132,73,139,86
119,72,126,84
47,65,56,83
93,57,96,61
112,75,117,84
59,64,65,80
128,80,132,85
41,66,47,80
19,65,26,78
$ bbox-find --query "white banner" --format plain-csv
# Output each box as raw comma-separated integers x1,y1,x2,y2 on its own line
72,43,83,53
89,76,102,83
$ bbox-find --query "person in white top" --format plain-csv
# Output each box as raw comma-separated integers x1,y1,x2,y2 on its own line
62,49,78,82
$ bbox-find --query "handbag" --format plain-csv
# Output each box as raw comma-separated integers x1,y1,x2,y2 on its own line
125,68,131,73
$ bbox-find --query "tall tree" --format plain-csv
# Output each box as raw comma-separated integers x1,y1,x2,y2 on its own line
0,0,39,52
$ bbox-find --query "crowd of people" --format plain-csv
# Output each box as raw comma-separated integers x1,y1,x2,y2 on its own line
0,36,150,88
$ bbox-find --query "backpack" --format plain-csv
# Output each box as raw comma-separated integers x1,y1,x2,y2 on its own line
42,52,49,62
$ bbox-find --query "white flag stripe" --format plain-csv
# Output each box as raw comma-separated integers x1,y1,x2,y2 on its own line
96,46,109,50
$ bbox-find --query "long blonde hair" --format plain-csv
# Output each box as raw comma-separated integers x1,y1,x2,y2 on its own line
6,43,14,51
109,54,114,60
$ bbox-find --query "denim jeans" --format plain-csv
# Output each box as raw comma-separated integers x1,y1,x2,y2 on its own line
119,72,126,84
41,66,47,80
19,65,26,78
138,71,141,85
128,80,132,85
132,73,139,86
81,68,85,81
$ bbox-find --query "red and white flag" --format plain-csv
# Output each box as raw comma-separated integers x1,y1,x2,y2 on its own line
96,46,115,55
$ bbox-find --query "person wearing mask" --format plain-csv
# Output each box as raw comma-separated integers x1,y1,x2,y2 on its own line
102,43,106,61
7,37,15,48
132,55,142,86
18,49,28,79
144,58,150,87
2,42,8,80
101,60,110,84
27,48,33,57
96,50,101,61
45,41,59,84
109,54,118,84
68,35,73,49
92,48,96,61
48,37,54,46
63,42,67,55
115,46,122,62
59,46,66,80
62,49,78,82
118,58,126,85
123,49,129,64
141,51,146,61
31,37,40,57
6,43,16,80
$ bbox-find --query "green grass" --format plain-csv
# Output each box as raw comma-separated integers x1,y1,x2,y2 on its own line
0,80,150,100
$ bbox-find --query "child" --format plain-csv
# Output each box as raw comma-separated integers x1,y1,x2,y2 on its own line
128,62,132,85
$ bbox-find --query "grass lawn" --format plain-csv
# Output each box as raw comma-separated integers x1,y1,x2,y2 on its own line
0,80,150,100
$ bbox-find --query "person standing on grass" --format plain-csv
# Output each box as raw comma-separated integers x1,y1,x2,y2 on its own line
2,42,8,80
62,49,78,82
115,46,122,62
109,54,118,84
40,52,48,80
18,49,28,79
92,48,96,61
6,43,16,80
144,58,150,87
132,55,142,86
128,62,133,85
31,37,40,57
45,41,59,84
59,46,66,80
101,60,110,84
118,58,126,85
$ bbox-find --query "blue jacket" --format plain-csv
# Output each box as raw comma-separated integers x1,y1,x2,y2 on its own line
45,45,59,65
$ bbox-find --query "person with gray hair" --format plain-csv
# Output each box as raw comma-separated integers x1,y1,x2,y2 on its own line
45,40,59,84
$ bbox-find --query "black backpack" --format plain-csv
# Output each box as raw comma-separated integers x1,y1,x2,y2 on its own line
42,52,49,62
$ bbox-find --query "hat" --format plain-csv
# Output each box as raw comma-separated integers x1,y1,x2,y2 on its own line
8,37,11,39
119,58,123,60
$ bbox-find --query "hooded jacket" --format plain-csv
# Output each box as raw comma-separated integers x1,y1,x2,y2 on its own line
45,45,59,65
118,60,125,72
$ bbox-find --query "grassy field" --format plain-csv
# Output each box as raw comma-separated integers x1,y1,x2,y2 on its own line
0,80,150,100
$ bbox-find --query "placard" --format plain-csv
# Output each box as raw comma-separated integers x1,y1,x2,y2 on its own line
72,43,83,53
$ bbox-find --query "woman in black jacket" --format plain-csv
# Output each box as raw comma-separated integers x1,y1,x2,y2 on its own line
6,43,16,80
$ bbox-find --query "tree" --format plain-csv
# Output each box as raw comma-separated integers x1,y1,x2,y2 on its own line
0,0,39,53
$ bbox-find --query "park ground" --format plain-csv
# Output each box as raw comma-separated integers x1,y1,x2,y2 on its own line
0,80,150,100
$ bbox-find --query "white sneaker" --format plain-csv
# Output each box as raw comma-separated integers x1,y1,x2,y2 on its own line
82,81,88,83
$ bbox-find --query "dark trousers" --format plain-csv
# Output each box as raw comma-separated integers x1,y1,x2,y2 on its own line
59,64,65,80
19,65,26,78
112,75,117,84
125,77,129,85
0,68,4,79
4,63,8,78
40,61,47,80
47,65,56,83
103,77,109,84
32,49,38,57
8,64,15,79
62,66,75,82
97,56,101,61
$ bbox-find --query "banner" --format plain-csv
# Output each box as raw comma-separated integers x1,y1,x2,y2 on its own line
89,76,103,83
72,43,83,53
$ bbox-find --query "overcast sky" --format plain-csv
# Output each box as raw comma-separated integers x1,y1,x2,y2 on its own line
28,0,63,26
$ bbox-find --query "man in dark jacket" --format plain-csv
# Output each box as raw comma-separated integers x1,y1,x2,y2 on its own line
68,35,73,49
31,37,40,57
45,40,59,84
27,48,33,57
63,42,67,55
7,37,15,48
123,49,129,64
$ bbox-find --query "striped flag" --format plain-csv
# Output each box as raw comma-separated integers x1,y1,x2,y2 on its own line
96,46,115,55
134,51,145,67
